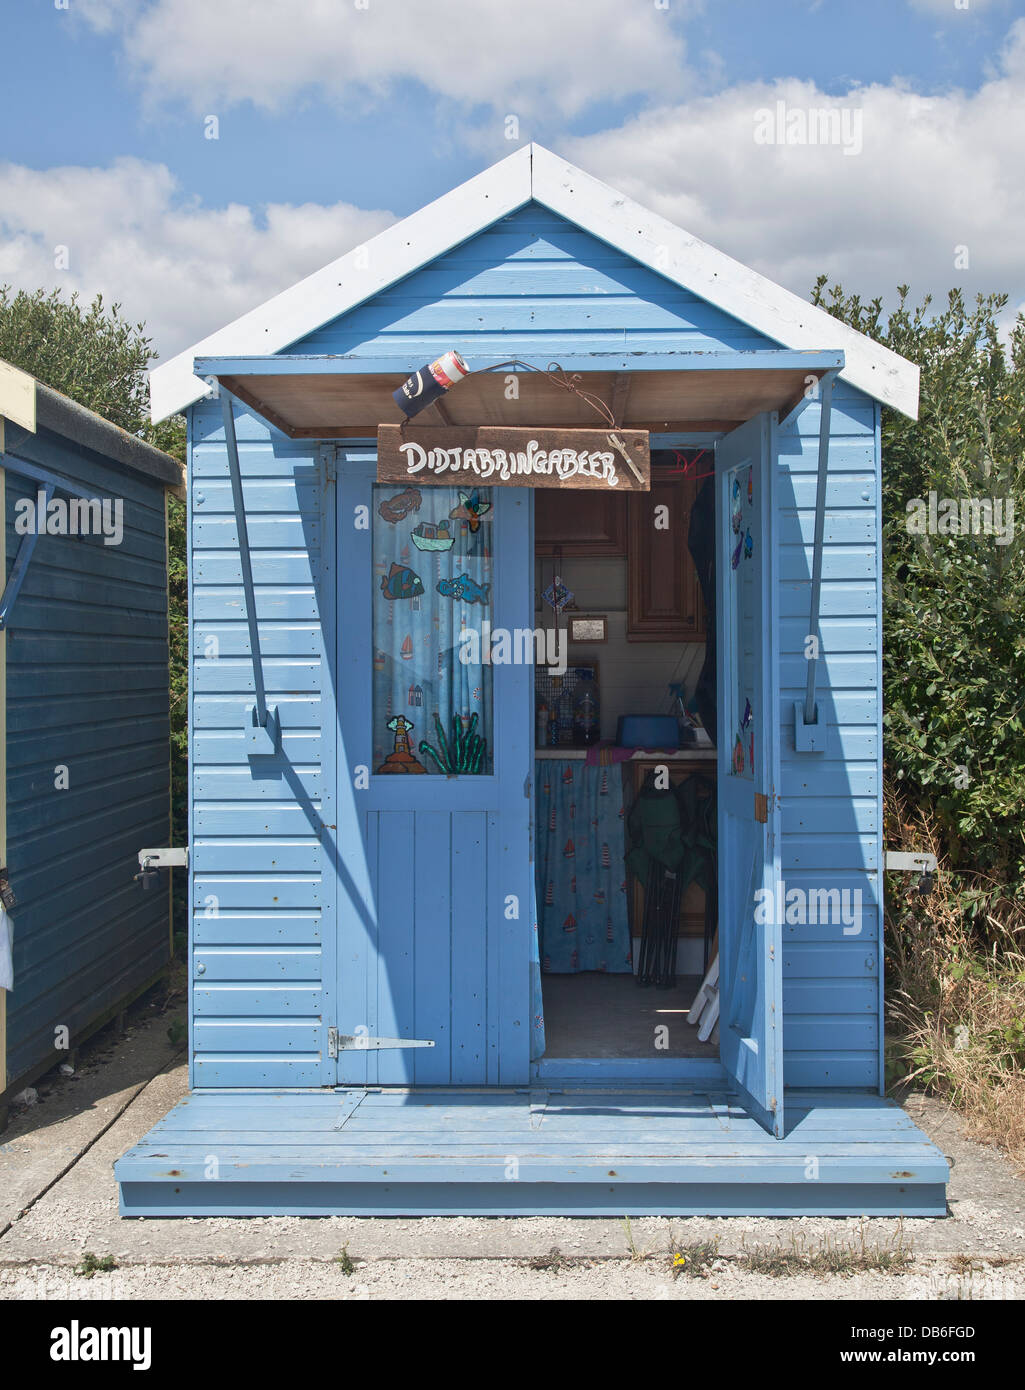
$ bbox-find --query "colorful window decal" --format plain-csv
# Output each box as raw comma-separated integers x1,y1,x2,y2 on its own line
372,484,494,775
727,462,757,781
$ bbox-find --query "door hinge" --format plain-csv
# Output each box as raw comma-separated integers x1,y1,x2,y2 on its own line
754,792,768,823
323,448,338,483
327,1027,435,1058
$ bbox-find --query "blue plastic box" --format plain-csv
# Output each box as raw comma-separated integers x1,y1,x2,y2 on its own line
615,715,680,749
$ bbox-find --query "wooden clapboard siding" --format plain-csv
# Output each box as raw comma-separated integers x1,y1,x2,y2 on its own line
3,430,171,1093
188,397,330,1088
290,205,779,363
775,386,883,1091
185,206,887,1099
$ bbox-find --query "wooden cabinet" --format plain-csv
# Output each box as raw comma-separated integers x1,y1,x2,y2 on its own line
626,469,705,641
535,490,626,557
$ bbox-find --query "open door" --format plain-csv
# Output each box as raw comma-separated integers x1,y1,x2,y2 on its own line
715,413,784,1135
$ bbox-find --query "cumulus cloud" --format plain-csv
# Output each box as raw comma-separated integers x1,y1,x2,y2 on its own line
0,158,394,359
4,16,1025,371
563,19,1025,323
74,0,690,117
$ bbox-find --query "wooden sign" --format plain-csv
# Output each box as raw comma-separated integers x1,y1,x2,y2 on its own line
377,426,650,491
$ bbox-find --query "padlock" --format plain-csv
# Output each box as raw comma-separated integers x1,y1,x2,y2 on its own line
0,868,16,912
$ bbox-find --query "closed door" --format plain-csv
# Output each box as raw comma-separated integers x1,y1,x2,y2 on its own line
330,454,533,1085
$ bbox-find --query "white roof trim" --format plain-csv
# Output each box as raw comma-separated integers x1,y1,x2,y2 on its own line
150,142,919,422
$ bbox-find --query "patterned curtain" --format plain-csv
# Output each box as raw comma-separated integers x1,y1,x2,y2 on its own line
372,485,493,774
535,758,632,973
529,877,546,1060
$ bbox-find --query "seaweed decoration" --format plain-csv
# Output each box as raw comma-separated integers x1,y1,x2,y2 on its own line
419,711,487,775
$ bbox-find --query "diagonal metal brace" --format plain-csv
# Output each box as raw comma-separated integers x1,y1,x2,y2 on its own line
0,480,53,629
221,392,277,751
795,371,837,751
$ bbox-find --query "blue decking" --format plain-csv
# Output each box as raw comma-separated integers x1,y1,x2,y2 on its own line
115,1087,948,1217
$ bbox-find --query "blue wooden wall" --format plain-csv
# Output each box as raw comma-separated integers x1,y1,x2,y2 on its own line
775,389,883,1090
189,403,329,1086
188,201,884,1093
4,431,171,1090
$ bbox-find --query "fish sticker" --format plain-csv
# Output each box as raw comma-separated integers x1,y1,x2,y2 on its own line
747,467,753,505
380,561,425,601
449,489,492,533
731,477,743,533
744,528,753,560
377,488,422,523
437,573,490,605
733,736,745,775
731,533,743,570
741,697,753,730
749,731,755,772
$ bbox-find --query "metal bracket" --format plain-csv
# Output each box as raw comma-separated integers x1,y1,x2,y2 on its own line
327,1027,435,1057
885,850,938,896
135,846,188,890
794,701,828,753
885,851,938,873
245,702,279,754
139,847,189,869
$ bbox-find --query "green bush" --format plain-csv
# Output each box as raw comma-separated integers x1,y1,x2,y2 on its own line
812,278,1025,896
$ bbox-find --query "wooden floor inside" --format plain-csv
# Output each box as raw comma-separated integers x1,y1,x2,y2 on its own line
116,1087,949,1218
541,972,718,1058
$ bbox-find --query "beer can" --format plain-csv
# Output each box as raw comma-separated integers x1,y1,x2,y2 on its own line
393,349,470,418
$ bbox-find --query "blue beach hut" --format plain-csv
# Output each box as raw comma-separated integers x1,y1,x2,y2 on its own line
0,363,181,1119
116,145,948,1217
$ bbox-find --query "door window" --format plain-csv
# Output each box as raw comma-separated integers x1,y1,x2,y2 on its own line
372,483,495,775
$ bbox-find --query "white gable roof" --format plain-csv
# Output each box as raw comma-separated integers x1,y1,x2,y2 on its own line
150,143,918,422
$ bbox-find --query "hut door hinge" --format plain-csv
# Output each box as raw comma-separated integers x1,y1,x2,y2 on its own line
323,448,339,483
754,792,768,823
327,1027,435,1057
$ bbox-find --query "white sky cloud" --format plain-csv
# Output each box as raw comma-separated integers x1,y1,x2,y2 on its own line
75,0,690,117
563,18,1025,325
0,158,394,362
3,19,1024,370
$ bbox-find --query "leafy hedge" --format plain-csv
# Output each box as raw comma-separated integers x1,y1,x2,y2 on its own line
812,278,1025,898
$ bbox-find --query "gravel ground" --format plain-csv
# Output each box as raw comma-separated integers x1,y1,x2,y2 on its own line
2,1004,1024,1301
2,1254,1024,1301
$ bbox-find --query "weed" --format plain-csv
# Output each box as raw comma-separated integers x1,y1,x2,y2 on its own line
74,1252,117,1279
738,1224,913,1277
334,1246,356,1275
670,1238,720,1279
885,790,1025,1169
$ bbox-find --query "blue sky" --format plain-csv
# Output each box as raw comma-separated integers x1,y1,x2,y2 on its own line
1,0,1023,361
